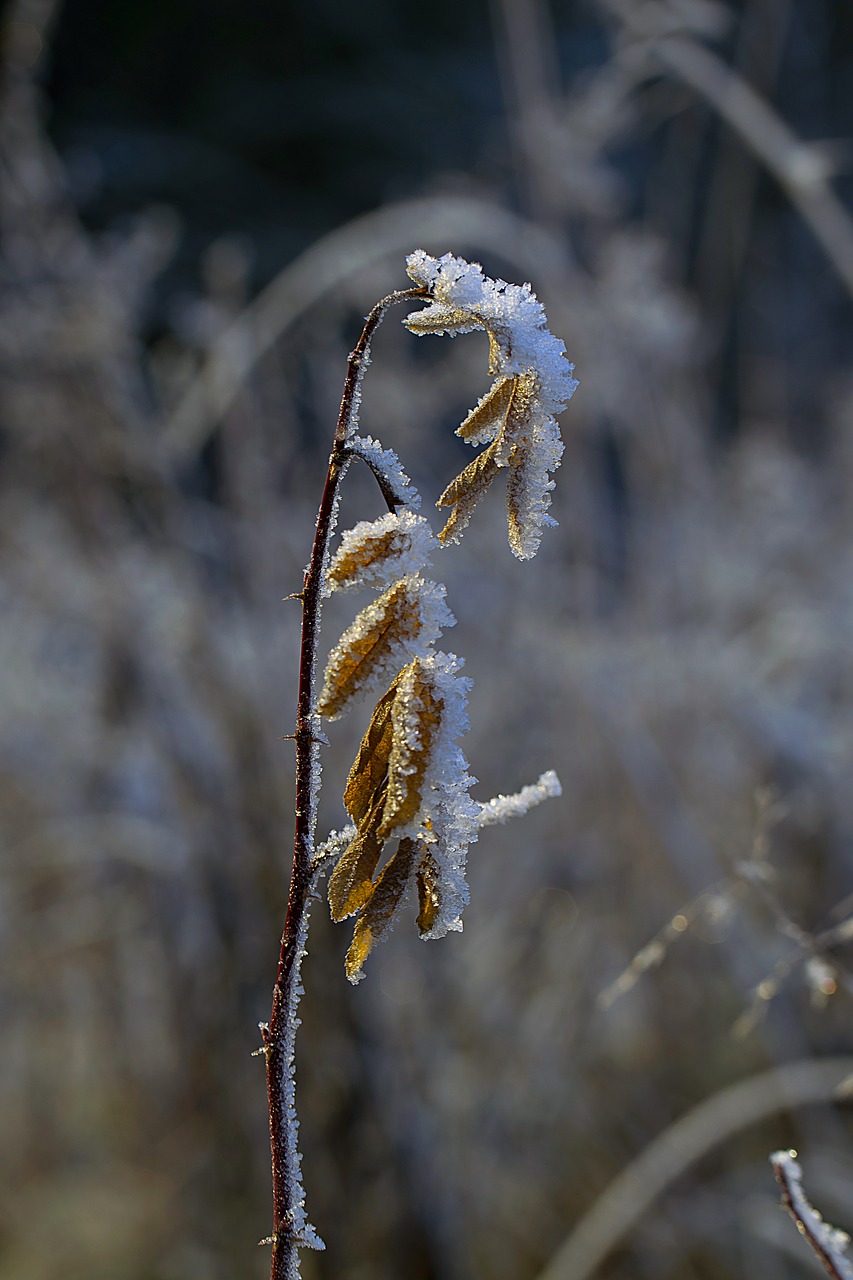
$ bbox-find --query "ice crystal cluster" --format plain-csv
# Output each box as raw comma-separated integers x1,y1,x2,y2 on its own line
404,250,578,558
314,253,574,981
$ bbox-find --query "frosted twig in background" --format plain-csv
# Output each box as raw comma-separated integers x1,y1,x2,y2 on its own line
771,1149,853,1280
535,1059,853,1280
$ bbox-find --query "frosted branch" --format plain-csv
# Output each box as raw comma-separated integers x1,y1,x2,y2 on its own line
349,435,422,511
771,1150,853,1280
478,770,562,827
311,825,357,873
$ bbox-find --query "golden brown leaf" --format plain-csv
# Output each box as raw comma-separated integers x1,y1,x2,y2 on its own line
456,376,516,445
505,446,530,559
317,580,423,719
379,665,441,838
415,850,441,936
403,303,478,336
328,789,387,921
327,528,400,592
344,838,420,981
342,679,398,825
436,436,503,546
486,323,512,376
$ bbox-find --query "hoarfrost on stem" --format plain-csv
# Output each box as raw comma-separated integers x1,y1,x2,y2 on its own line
348,434,422,511
478,769,563,827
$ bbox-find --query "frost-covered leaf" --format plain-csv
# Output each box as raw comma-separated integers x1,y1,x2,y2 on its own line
416,849,441,936
343,680,397,825
456,375,516,446
327,650,481,974
326,510,437,595
328,789,387,922
403,303,482,338
436,436,505,546
505,410,565,559
404,251,577,558
317,575,454,719
345,838,420,982
380,663,441,838
388,651,480,940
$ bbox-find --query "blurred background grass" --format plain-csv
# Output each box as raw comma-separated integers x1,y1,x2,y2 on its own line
2,0,853,1277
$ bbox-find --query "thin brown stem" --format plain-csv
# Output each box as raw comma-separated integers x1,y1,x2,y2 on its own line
263,285,427,1280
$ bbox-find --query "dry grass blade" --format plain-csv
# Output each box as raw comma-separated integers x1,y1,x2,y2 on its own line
345,838,421,981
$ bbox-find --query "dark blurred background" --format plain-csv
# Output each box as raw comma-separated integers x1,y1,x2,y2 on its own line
4,1,853,1278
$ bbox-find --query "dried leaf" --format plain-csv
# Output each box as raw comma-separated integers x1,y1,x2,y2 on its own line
486,323,512,376
416,850,441,936
379,666,441,838
436,436,504,546
328,528,400,591
403,303,480,337
343,679,398,824
456,376,516,446
345,838,420,981
506,448,529,559
328,789,387,921
318,577,446,719
326,511,436,594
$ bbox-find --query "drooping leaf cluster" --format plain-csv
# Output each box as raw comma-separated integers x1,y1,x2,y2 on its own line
316,253,575,980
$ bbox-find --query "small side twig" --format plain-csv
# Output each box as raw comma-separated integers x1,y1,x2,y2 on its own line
771,1149,853,1280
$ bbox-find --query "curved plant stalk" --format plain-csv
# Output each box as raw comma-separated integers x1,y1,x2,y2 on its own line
261,286,427,1280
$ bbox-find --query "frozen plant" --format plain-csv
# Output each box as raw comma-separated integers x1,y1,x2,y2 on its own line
259,252,577,1279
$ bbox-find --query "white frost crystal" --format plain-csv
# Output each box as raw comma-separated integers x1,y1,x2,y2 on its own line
404,251,578,559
